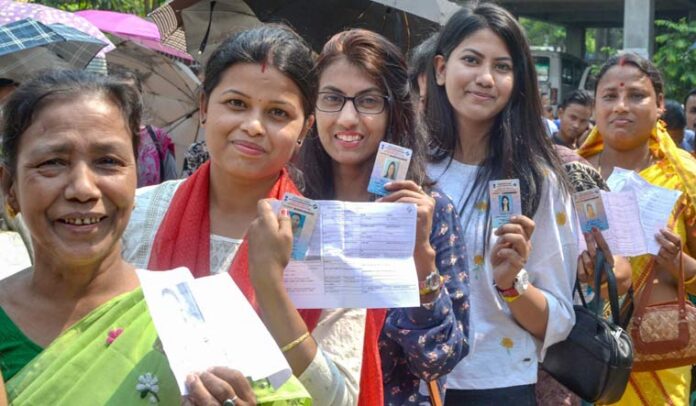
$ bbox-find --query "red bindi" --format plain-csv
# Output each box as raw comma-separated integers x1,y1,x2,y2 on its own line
620,82,624,87
261,61,267,73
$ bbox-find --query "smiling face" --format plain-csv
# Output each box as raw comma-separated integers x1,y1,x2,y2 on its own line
595,65,663,151
434,28,514,132
315,57,389,170
201,63,311,181
4,95,137,265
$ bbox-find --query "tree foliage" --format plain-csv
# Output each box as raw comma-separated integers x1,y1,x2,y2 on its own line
30,0,164,16
520,17,566,50
653,18,696,103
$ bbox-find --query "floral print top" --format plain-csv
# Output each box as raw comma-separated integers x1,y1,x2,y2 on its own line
380,189,470,405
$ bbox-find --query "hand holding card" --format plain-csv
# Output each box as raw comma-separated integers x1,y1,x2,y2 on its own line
281,193,319,260
489,179,522,228
367,142,413,196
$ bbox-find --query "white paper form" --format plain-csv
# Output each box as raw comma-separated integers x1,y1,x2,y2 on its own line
601,169,682,256
137,268,292,395
600,191,646,256
284,201,420,309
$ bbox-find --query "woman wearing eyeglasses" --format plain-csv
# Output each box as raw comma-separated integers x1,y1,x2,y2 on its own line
299,29,470,406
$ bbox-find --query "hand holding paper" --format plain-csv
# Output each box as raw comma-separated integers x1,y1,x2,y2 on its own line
137,268,293,396
247,199,294,289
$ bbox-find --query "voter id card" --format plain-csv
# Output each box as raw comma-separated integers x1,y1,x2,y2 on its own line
574,188,609,233
281,193,319,260
367,142,412,196
489,179,522,228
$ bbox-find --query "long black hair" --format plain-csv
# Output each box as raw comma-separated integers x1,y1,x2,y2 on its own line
425,3,567,221
300,29,431,199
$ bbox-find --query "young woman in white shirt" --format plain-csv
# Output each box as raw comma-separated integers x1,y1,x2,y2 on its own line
423,4,579,404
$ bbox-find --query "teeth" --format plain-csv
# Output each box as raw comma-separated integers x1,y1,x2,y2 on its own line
336,134,362,142
63,217,101,225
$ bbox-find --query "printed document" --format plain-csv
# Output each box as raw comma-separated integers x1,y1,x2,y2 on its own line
137,268,291,395
596,168,682,256
284,201,420,309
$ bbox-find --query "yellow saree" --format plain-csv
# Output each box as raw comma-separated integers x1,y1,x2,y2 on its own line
578,122,696,405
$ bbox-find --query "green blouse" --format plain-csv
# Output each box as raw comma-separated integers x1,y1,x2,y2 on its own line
0,306,42,380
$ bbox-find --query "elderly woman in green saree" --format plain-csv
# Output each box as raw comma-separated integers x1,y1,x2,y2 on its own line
0,70,310,406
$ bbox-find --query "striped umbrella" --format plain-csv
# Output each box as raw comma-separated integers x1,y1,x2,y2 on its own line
0,0,114,74
0,18,108,82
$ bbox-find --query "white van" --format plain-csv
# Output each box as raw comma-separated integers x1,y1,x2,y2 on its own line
532,49,591,111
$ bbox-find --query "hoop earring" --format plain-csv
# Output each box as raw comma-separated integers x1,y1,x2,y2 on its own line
200,117,207,125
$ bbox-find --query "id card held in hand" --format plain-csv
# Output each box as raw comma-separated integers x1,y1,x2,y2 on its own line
281,193,319,260
489,179,521,228
574,188,609,233
367,141,412,196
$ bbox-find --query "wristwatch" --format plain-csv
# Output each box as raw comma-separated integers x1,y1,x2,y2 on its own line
419,271,443,296
495,269,530,302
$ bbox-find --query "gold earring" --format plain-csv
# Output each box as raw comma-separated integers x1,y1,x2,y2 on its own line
5,202,16,219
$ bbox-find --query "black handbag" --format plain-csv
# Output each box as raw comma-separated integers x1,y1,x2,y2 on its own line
541,251,634,404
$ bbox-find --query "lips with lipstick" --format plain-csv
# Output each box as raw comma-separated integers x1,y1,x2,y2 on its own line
467,90,495,101
231,140,266,156
335,131,365,149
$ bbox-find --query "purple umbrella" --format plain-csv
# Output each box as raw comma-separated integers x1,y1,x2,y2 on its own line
75,10,192,61
0,0,114,56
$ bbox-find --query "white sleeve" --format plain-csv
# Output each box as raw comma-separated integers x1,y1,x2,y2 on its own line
526,176,579,360
121,180,181,268
298,308,365,406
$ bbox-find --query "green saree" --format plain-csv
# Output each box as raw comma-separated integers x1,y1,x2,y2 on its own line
6,288,311,405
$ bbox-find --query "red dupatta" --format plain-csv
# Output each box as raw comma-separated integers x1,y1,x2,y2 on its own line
147,161,385,405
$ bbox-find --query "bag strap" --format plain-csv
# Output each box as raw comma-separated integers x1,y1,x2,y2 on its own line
632,202,689,350
145,125,166,182
591,250,622,325
427,380,442,406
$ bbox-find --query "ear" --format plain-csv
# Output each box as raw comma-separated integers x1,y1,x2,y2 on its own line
0,165,19,216
656,93,665,116
433,54,447,86
299,114,316,145
199,92,209,126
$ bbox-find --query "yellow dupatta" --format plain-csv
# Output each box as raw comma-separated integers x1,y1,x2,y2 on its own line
578,122,696,405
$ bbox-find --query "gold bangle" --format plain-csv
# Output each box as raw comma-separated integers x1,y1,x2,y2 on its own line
281,331,311,353
685,273,696,285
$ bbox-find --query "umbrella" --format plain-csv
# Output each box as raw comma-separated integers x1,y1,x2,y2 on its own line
106,36,202,169
75,10,193,61
370,0,459,25
0,0,115,74
149,0,456,62
0,18,108,82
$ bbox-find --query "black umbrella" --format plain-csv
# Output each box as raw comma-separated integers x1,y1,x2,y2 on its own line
150,0,458,62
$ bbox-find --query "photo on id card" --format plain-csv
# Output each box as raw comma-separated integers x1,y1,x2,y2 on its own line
281,193,319,260
489,179,521,228
367,141,412,196
574,188,609,233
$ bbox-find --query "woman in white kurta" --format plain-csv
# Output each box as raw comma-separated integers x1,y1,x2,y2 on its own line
422,4,578,404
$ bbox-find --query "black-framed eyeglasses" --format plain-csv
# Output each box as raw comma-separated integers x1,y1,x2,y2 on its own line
315,92,389,114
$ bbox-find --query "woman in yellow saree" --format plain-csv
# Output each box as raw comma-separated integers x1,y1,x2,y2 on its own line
578,53,696,406
0,70,310,405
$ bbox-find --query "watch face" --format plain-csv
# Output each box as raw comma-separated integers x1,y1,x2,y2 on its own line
427,273,440,289
515,270,530,292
